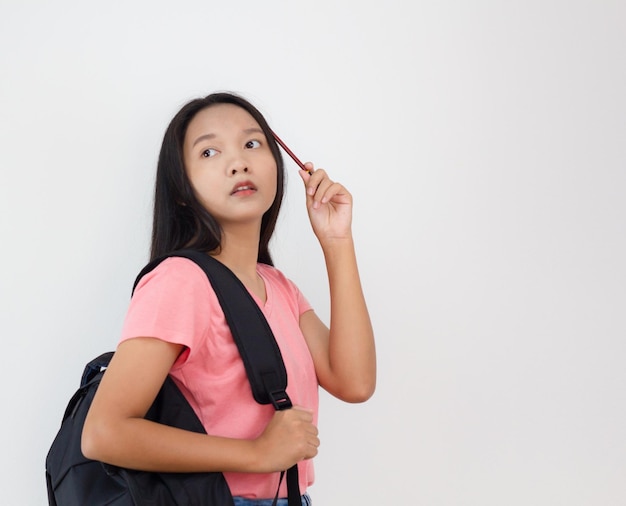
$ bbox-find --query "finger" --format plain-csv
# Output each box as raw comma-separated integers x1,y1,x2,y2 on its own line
305,168,328,197
311,179,334,206
305,171,334,208
317,181,346,205
306,437,320,459
312,180,349,210
291,405,314,421
298,163,315,185
299,165,323,198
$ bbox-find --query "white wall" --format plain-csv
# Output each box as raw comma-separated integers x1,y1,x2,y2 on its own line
1,1,625,504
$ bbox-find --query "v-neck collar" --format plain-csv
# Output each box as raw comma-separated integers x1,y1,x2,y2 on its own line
247,265,272,315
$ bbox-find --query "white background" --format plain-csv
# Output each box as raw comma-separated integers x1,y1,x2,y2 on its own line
1,1,625,504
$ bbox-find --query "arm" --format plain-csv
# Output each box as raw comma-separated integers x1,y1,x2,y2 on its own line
298,164,376,403
82,336,319,473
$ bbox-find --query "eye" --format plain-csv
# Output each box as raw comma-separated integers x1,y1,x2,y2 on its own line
201,148,218,158
245,139,261,149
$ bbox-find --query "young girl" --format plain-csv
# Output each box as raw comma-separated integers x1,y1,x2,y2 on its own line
82,92,376,505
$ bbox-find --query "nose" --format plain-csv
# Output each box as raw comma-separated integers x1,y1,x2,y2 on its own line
227,149,250,175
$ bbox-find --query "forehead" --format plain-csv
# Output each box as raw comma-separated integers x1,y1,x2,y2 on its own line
186,103,261,140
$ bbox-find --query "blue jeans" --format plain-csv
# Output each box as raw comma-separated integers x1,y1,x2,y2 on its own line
233,494,312,506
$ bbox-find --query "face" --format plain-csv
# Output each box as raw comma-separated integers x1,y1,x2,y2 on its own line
183,104,278,228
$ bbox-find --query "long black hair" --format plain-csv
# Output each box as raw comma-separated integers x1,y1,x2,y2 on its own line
150,92,285,265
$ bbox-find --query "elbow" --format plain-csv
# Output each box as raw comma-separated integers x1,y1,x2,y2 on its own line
81,417,113,462
335,378,376,404
81,440,98,462
80,423,99,461
347,383,376,404
323,364,377,403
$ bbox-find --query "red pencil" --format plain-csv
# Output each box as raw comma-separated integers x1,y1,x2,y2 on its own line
271,131,312,174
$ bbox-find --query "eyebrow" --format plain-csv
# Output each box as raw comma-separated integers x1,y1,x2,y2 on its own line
191,127,265,148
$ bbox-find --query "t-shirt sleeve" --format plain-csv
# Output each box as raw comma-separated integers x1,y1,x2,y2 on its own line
291,278,313,316
120,257,212,361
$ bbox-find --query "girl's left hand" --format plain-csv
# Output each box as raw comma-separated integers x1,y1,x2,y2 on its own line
299,163,353,244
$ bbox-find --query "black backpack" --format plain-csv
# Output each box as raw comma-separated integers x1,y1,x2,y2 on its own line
45,249,301,506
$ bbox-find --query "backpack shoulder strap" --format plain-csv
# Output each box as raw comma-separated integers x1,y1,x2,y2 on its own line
133,249,291,409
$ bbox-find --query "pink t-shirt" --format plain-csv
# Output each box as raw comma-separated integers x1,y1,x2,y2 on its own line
119,257,318,498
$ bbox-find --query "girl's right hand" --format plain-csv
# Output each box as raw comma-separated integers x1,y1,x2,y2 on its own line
298,164,353,246
252,406,319,472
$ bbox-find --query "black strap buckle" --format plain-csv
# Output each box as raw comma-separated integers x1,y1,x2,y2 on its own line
269,390,293,410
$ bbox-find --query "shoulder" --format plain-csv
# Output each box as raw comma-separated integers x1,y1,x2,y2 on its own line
133,257,211,297
257,263,296,289
121,257,219,355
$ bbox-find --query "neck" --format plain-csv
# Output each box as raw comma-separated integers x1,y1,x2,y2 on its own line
211,224,262,280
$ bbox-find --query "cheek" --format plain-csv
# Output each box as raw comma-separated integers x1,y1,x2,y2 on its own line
187,169,218,208
267,167,279,199
266,156,279,188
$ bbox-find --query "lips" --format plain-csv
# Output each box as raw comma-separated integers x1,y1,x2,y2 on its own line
230,180,257,195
